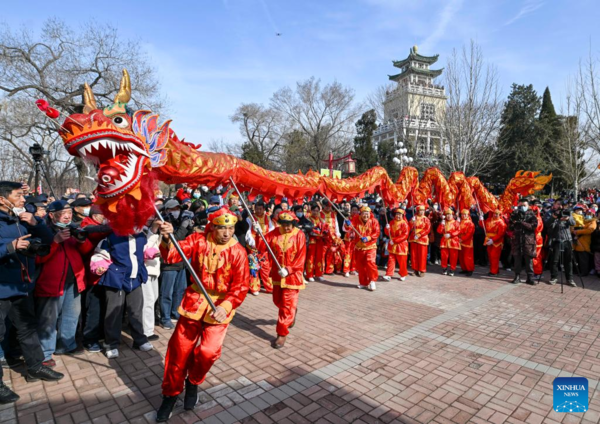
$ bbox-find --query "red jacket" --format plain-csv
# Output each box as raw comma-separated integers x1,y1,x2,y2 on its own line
35,234,94,297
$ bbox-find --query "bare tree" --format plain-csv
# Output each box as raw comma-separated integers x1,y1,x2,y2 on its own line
579,46,600,158
439,40,503,176
366,83,394,123
230,103,288,169
0,18,164,192
549,79,598,194
271,77,362,170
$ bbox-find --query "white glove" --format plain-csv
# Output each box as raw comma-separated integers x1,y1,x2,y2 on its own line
486,239,493,246
457,218,461,223
386,224,390,229
441,220,446,225
444,233,450,239
479,214,484,221
253,222,262,233
278,268,289,278
389,240,394,246
414,235,419,240
412,216,416,222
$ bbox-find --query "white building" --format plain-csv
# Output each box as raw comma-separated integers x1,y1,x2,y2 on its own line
372,46,446,164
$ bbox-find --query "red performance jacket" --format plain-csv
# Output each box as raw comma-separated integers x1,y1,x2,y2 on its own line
35,235,94,297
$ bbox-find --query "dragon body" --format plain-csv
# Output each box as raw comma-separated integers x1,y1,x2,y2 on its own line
56,70,551,235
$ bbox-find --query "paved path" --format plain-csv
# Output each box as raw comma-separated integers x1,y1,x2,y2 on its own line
2,265,600,424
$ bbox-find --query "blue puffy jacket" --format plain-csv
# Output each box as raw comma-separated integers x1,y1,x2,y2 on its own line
0,210,54,298
97,233,148,293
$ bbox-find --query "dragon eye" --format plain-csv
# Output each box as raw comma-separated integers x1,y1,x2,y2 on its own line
112,116,129,128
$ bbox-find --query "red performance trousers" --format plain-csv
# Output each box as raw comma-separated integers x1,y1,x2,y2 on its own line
487,245,502,274
441,248,459,271
343,241,356,273
162,316,228,396
410,243,428,273
459,247,474,272
355,249,378,286
306,242,324,279
533,245,543,275
272,286,299,336
386,254,408,278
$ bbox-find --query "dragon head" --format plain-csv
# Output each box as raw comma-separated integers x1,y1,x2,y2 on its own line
59,70,169,234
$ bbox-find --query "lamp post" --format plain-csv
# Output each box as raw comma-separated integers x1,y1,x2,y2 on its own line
322,151,356,178
392,142,413,168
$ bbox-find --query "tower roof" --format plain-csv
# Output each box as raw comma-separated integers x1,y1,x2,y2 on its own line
388,67,443,82
392,46,439,69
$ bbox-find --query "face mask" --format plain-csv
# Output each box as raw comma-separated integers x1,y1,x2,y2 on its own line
170,211,180,220
156,195,164,199
55,221,71,228
12,207,26,216
193,192,201,199
586,215,593,220
520,206,528,212
296,212,304,218
82,207,91,217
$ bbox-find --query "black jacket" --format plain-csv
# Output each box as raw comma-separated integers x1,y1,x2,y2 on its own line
509,208,538,257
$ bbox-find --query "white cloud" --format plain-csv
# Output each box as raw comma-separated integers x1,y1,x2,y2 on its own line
419,0,465,52
505,0,545,26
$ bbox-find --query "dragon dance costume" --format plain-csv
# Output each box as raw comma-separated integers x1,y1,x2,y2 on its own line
409,206,431,276
352,207,380,289
384,208,410,279
437,208,461,273
485,211,507,275
159,208,249,398
458,210,475,273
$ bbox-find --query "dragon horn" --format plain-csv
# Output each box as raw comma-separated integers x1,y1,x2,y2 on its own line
83,83,97,113
114,69,131,104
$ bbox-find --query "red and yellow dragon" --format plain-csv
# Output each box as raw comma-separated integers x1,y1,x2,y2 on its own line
55,70,551,234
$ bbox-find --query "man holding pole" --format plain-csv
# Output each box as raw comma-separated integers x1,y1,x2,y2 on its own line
156,207,250,421
353,206,380,291
383,207,409,281
257,212,307,349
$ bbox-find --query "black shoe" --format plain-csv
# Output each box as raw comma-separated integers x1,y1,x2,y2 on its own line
526,278,535,286
415,271,421,277
465,272,473,276
510,277,521,284
459,270,468,274
26,365,64,382
0,382,19,404
184,378,199,410
156,395,178,422
442,268,448,275
568,280,577,287
487,272,497,276
148,334,160,342
448,270,454,277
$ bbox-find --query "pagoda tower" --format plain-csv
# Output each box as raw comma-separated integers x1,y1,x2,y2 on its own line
372,45,446,163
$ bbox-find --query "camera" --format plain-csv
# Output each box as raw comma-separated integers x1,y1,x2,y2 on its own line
69,226,88,242
18,237,51,258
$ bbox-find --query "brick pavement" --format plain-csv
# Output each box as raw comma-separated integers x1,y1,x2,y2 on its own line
2,264,600,424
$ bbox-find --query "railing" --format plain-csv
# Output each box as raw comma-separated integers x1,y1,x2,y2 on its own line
387,83,445,98
374,118,440,135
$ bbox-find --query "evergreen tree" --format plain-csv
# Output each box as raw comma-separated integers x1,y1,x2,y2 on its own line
353,110,379,174
538,87,567,188
495,84,546,182
376,137,400,176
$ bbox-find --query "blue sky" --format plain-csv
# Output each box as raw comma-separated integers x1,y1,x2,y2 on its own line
3,0,598,149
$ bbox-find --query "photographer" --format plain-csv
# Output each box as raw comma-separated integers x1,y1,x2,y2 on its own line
0,181,64,404
159,199,193,330
508,198,538,285
545,207,576,286
35,201,94,365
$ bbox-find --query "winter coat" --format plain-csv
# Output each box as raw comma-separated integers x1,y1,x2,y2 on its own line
0,210,53,298
573,217,597,253
508,209,538,257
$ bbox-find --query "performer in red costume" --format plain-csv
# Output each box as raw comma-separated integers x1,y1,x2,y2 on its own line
352,206,380,291
257,212,307,349
484,209,507,276
321,200,341,275
306,203,327,282
437,208,461,276
409,205,431,277
458,209,475,276
156,207,250,422
383,208,410,281
532,205,544,276
245,201,275,295
342,204,360,277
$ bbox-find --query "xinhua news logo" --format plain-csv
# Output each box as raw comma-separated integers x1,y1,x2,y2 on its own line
553,377,588,413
